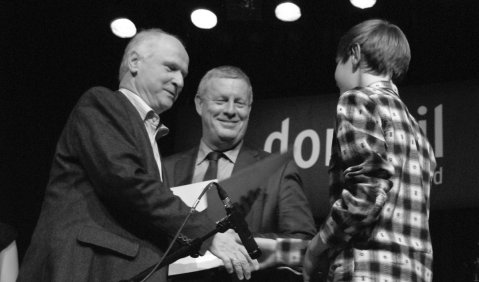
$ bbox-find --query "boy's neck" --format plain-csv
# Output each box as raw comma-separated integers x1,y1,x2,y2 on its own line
359,72,391,88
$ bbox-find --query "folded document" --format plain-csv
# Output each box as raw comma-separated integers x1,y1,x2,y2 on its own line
169,180,224,275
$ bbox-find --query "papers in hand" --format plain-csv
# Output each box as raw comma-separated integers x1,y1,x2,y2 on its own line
170,180,216,212
169,180,224,276
168,251,223,276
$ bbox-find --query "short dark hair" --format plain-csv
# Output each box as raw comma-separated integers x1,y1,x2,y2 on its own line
336,19,411,81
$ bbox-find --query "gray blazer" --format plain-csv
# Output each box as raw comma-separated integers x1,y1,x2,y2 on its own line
18,87,215,282
164,145,316,239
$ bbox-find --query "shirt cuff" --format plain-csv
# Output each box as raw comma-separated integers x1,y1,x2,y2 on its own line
275,238,310,266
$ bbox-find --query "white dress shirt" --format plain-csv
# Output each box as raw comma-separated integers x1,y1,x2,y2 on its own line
119,88,169,181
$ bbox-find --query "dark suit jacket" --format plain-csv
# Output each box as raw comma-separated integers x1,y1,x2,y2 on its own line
164,145,316,239
18,87,215,282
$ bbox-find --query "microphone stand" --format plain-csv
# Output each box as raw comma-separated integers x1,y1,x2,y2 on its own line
118,214,233,282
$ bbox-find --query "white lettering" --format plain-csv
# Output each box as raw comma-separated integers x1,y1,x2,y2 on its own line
417,104,443,158
325,128,334,166
263,119,336,168
433,166,443,185
294,130,320,169
264,118,289,153
434,105,443,158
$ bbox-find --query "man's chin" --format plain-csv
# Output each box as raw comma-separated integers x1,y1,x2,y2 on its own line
216,126,240,136
217,133,240,144
218,134,236,141
156,99,174,112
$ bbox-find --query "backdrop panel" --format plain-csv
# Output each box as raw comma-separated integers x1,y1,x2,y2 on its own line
172,80,479,220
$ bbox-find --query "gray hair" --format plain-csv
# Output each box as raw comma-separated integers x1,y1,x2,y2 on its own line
118,28,182,82
197,65,253,103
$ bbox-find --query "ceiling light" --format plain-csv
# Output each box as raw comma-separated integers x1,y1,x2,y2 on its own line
350,0,377,9
110,18,137,38
275,2,301,22
191,9,217,29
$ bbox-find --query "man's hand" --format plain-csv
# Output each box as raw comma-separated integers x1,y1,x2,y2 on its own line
209,229,259,280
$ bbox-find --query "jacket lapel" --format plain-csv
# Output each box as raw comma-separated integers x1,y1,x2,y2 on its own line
115,90,162,180
232,145,260,174
173,148,198,186
230,145,265,229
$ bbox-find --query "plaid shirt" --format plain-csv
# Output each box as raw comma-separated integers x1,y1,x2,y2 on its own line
319,81,436,282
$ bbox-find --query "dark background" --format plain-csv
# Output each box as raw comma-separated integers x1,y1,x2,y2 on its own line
1,0,478,280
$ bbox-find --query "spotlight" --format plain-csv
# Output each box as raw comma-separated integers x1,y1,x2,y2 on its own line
275,2,301,22
191,8,218,29
110,18,137,38
350,0,376,9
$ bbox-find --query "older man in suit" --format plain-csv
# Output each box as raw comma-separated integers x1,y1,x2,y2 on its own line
18,30,256,282
164,66,316,281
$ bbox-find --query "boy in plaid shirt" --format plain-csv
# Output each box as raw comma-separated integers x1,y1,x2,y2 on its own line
303,19,436,282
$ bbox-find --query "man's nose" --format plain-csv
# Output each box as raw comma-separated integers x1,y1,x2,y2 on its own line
224,100,236,115
172,71,184,90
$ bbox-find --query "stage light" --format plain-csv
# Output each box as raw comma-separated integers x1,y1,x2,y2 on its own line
110,18,137,38
350,0,376,9
275,2,301,22
191,8,217,29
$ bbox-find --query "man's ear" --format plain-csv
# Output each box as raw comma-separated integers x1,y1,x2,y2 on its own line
350,44,361,72
127,51,141,76
194,94,203,116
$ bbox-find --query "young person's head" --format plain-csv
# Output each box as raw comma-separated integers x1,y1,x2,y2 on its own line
335,19,410,92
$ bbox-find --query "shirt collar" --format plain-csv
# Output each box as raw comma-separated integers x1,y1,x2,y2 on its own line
119,88,169,137
197,140,243,165
367,81,399,97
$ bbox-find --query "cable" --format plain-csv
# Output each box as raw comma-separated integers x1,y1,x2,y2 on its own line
136,182,215,282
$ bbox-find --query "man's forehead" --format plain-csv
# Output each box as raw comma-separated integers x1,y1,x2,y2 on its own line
149,34,182,49
209,78,251,95
209,77,248,88
142,35,189,68
140,34,185,54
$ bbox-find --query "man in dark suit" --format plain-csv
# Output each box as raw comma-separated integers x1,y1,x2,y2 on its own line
164,66,316,281
18,30,256,282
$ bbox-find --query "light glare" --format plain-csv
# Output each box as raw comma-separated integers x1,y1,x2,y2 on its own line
350,0,377,9
275,2,301,22
191,9,217,29
110,18,137,38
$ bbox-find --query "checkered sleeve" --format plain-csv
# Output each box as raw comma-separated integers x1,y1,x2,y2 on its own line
275,238,310,266
320,90,395,247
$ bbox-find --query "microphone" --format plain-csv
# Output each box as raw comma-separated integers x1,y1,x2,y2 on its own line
215,183,262,260
191,182,216,212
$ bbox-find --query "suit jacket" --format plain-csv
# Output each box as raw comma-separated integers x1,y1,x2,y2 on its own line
18,87,215,282
164,145,316,239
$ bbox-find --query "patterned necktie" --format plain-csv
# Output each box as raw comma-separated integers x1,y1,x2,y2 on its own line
203,151,223,181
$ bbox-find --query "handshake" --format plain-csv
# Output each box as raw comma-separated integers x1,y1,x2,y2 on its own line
208,233,311,280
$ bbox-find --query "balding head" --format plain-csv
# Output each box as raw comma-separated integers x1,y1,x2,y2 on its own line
118,29,189,113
